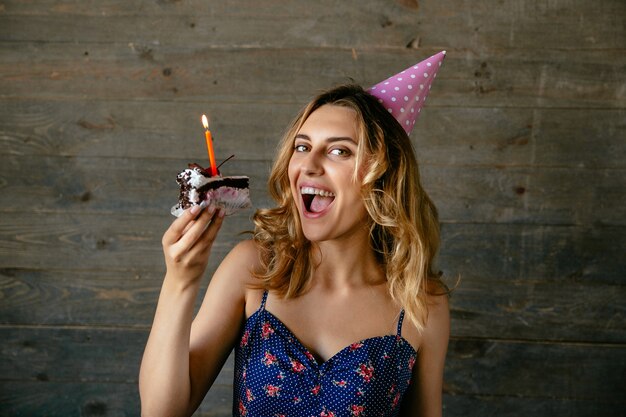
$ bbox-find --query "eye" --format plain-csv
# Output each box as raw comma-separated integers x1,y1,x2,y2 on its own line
294,143,309,152
329,147,351,157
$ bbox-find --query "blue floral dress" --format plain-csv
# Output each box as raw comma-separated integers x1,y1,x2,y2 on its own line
233,291,417,416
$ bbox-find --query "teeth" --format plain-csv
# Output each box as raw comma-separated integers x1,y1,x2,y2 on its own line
300,187,335,197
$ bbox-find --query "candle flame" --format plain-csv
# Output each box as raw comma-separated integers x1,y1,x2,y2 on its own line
201,114,209,130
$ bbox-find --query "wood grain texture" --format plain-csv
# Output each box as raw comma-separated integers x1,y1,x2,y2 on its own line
0,326,231,386
1,0,624,414
1,212,622,282
443,394,626,417
0,155,274,215
0,381,233,417
1,327,624,415
2,268,624,343
2,101,624,168
448,278,626,343
2,154,624,225
444,337,626,400
1,44,624,109
0,381,143,417
0,0,623,51
2,381,623,417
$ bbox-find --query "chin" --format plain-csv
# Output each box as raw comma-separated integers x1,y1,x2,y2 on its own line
300,224,329,243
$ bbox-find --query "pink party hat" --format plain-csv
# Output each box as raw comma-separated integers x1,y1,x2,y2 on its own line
367,51,446,135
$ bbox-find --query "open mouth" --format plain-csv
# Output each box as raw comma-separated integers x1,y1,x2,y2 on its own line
301,186,335,214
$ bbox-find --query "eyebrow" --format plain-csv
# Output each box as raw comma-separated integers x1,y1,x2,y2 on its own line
295,134,358,145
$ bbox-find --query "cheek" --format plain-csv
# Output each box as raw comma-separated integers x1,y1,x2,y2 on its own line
342,178,366,208
287,157,298,185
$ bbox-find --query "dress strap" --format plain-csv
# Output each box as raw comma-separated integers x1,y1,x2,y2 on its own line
396,309,406,337
259,290,269,311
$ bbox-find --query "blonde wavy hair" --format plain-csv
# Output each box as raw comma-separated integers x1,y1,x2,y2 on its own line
253,84,444,331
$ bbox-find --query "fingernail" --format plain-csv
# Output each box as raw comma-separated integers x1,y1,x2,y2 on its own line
218,208,226,218
190,205,201,215
208,206,216,215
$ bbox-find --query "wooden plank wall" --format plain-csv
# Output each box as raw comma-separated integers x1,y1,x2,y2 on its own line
1,0,624,415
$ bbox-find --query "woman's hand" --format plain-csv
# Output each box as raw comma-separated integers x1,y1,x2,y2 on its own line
141,205,243,417
162,205,225,286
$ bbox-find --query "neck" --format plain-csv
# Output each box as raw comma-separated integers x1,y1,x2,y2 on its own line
310,234,385,290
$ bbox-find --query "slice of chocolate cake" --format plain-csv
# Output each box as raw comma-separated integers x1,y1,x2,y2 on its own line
171,163,251,217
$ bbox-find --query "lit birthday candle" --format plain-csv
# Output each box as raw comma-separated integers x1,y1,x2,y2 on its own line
201,114,218,176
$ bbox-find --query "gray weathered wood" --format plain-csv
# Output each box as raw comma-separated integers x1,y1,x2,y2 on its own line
2,381,622,417
443,394,626,417
449,278,626,343
1,213,623,282
1,327,624,409
1,44,624,109
1,0,624,414
2,268,625,343
444,337,626,401
0,381,233,417
0,0,623,51
0,381,143,417
438,222,624,284
0,155,274,214
2,100,624,168
2,154,624,225
0,326,231,387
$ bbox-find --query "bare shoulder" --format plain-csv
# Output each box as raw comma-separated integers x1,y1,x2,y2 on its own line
422,280,450,345
215,238,266,315
224,238,261,265
216,239,263,285
193,239,265,329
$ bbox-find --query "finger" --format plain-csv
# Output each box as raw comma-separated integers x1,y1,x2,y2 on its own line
181,219,196,235
175,206,218,249
197,207,225,247
163,205,202,246
186,209,225,259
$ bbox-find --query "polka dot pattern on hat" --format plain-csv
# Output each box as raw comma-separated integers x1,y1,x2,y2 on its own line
367,51,446,135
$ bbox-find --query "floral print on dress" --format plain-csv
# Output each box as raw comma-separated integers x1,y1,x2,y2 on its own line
333,379,348,388
238,400,247,416
240,329,250,347
350,405,365,416
246,388,255,402
264,384,281,397
349,342,364,351
290,357,306,373
391,392,401,409
408,355,416,371
262,351,278,367
233,291,417,417
356,362,375,383
261,321,275,339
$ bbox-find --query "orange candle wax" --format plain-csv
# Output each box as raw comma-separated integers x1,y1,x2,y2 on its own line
201,114,218,176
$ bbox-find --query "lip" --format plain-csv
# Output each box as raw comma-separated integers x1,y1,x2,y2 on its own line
297,181,335,219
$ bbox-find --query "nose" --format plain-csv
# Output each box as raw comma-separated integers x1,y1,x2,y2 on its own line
301,149,324,176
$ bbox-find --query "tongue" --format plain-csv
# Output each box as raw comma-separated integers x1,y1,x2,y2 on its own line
310,195,333,213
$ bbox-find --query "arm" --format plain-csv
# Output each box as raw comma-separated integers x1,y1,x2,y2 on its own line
186,238,261,412
400,293,450,417
139,206,256,416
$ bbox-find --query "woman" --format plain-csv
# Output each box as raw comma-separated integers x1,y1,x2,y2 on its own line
140,58,449,417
